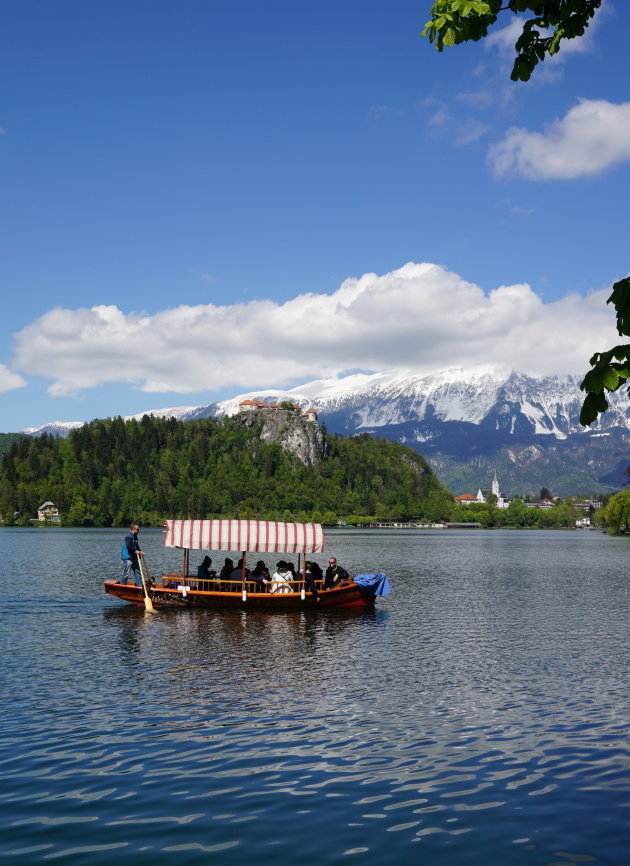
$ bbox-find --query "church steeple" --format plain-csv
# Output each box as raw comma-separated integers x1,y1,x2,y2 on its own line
492,470,499,498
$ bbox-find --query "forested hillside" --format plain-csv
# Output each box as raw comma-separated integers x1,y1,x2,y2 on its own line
0,414,451,526
0,433,24,457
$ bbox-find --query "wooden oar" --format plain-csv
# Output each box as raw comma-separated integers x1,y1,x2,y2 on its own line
137,556,157,614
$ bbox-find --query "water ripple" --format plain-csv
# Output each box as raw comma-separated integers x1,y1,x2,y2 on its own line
1,528,629,864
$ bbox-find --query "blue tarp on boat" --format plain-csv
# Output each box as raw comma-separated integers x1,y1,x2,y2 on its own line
353,573,391,597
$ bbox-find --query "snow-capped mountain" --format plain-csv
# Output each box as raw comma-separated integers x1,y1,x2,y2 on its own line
215,366,630,439
21,420,86,437
21,406,206,438
20,367,630,495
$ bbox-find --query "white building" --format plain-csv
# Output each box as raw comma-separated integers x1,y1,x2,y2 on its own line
477,471,509,509
37,501,60,522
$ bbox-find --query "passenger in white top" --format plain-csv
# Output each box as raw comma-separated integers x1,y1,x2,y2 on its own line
270,560,292,594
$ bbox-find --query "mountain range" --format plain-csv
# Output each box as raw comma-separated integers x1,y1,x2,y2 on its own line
21,366,630,497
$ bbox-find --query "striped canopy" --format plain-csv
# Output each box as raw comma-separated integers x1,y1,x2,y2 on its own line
163,519,325,554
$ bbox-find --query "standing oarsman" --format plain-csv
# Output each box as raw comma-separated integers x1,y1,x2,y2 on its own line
120,522,144,586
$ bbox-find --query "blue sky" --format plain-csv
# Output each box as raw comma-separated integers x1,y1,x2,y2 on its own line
1,0,629,431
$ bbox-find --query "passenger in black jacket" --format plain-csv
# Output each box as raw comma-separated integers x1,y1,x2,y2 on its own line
323,557,349,589
305,560,323,600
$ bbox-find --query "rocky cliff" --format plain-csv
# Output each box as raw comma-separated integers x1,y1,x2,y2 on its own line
234,408,326,468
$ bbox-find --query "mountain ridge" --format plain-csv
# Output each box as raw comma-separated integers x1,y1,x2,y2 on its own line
18,367,630,496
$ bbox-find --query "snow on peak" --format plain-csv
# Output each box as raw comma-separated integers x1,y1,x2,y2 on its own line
19,366,630,439
122,406,201,423
21,420,86,436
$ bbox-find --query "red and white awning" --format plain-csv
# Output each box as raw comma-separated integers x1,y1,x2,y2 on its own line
163,519,325,554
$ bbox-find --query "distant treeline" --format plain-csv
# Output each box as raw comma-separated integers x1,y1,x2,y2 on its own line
449,499,583,529
0,415,453,526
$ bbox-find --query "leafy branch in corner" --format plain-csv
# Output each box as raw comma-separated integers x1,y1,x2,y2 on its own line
422,1,602,81
580,277,630,426
422,0,626,429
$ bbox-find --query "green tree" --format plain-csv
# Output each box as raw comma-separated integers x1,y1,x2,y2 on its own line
422,0,601,82
598,489,630,534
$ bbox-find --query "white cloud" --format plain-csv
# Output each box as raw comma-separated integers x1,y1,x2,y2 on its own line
488,99,630,179
486,17,530,58
454,118,489,146
422,98,451,128
11,263,618,397
0,364,27,393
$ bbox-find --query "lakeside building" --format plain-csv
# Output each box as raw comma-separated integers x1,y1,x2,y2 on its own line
454,494,477,505
37,501,60,522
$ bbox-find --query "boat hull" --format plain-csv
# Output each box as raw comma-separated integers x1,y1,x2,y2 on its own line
104,580,375,611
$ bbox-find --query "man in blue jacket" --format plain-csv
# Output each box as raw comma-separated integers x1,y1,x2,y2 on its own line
120,523,144,586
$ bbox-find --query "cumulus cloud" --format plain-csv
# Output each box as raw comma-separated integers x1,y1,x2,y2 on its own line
11,263,618,397
0,364,27,393
488,99,630,179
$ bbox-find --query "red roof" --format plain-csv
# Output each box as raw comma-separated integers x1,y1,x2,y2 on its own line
454,494,477,501
239,399,270,408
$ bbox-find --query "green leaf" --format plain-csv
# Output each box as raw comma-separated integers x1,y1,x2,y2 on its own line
443,26,457,46
579,392,598,427
608,276,630,336
582,367,605,394
602,367,621,391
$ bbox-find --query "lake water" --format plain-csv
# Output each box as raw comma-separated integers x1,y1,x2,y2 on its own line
1,527,628,865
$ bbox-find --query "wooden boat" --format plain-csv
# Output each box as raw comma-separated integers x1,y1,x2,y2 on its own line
104,519,390,611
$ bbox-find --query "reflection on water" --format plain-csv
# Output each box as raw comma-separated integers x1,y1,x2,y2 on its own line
0,527,629,865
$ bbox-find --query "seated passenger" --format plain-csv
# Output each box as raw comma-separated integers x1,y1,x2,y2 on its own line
270,560,293,594
305,560,323,600
219,558,234,590
250,560,270,593
229,558,250,591
196,555,215,588
324,557,350,589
